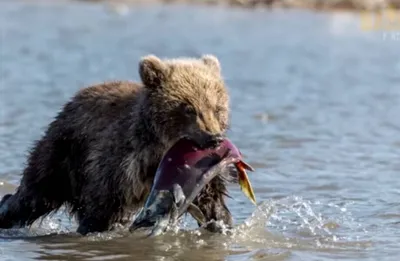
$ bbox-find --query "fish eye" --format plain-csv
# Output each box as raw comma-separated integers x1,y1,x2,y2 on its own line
145,209,152,217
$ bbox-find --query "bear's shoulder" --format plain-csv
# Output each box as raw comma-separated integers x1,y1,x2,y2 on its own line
61,81,143,123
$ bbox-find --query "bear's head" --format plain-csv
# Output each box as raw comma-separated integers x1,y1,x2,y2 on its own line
139,54,230,149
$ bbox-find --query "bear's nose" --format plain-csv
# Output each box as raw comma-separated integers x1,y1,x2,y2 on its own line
205,134,224,149
214,134,224,144
190,132,224,149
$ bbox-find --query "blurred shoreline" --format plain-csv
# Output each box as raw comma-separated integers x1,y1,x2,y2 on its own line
71,0,400,11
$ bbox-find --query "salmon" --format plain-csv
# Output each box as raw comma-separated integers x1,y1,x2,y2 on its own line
129,137,256,236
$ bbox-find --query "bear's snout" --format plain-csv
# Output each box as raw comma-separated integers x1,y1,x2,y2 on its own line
190,132,224,149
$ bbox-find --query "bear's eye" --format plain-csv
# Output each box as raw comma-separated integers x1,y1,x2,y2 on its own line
182,105,197,117
215,106,225,115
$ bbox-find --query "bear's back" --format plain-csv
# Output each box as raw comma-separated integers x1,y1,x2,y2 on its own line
59,81,143,137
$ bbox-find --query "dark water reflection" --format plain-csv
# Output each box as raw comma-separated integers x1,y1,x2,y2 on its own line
0,1,399,260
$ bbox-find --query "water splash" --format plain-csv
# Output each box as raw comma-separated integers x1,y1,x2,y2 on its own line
0,195,372,258
228,196,372,253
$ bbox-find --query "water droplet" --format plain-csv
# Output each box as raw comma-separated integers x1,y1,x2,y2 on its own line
167,158,172,162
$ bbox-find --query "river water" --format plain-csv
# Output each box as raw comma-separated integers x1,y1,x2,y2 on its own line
0,1,399,260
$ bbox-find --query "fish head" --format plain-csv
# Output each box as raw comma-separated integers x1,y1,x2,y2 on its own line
129,185,186,236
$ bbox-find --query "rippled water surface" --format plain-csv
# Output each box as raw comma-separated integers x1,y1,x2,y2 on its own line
1,1,400,260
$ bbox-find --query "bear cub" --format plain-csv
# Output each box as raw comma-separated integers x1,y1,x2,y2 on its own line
0,54,233,235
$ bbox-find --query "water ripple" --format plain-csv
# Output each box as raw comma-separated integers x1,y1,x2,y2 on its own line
1,1,399,260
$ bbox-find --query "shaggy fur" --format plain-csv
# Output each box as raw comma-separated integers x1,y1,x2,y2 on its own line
0,54,233,235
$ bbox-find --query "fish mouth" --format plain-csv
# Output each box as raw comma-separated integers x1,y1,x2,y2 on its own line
129,190,176,235
129,138,256,236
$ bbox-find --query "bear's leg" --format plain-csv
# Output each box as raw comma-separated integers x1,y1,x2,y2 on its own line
0,194,12,206
0,190,62,229
76,216,112,235
192,175,233,233
75,204,118,235
0,130,79,229
195,197,233,233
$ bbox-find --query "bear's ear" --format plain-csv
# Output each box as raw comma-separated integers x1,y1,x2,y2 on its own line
201,54,221,74
139,55,168,88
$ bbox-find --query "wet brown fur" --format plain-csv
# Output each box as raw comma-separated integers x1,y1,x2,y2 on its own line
0,54,232,235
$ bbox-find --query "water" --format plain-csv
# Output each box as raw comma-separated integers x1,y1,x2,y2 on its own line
0,1,399,260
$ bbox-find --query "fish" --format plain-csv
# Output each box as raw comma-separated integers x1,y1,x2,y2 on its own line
129,137,256,236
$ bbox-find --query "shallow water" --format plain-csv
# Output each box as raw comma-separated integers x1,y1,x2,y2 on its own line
0,1,399,260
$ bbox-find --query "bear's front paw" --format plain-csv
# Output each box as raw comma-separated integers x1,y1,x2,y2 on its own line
202,219,233,234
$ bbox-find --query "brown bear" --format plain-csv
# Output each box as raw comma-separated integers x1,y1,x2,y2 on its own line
0,54,234,235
